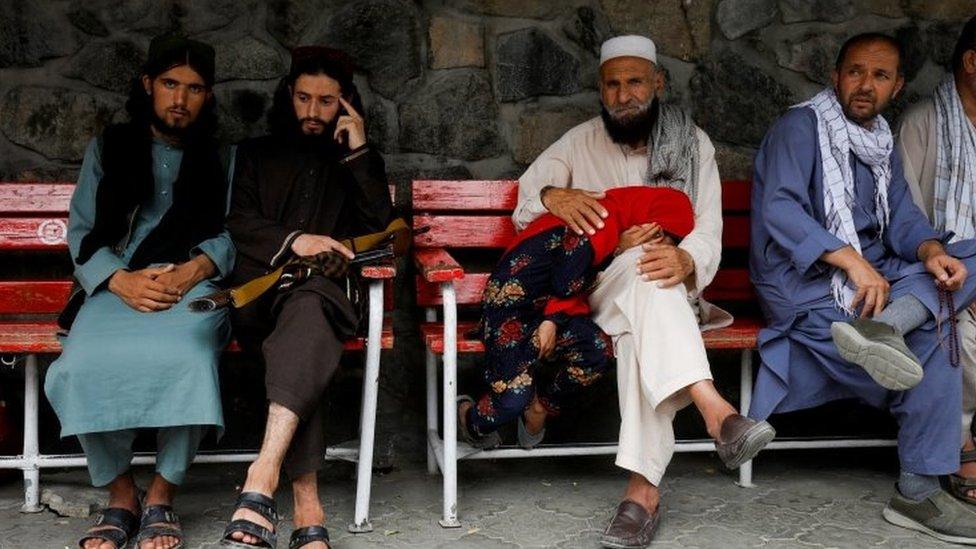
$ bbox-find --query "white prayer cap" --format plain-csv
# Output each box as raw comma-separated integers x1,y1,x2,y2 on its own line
600,35,657,66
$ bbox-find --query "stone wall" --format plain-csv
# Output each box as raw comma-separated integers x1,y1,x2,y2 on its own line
1,0,973,463
2,0,972,184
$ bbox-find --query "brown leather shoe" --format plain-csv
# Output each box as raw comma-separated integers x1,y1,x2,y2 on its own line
715,414,776,469
600,500,660,548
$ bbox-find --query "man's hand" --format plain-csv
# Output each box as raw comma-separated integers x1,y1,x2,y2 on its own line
533,320,557,359
155,255,217,296
918,240,967,291
821,246,890,317
637,243,694,288
333,96,366,150
541,187,608,236
108,264,181,313
291,234,355,259
615,223,661,256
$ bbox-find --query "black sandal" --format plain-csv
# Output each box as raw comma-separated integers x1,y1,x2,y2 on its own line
289,525,331,549
948,447,976,505
220,492,279,548
78,507,139,548
135,504,185,548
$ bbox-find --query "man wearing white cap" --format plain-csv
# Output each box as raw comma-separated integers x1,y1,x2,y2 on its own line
514,35,776,547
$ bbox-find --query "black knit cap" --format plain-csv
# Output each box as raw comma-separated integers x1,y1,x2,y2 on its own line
145,34,216,86
288,46,355,81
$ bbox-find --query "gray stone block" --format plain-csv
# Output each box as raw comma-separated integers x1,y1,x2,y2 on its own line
0,0,82,67
0,86,122,162
780,0,857,23
214,36,286,83
691,50,796,148
398,69,506,160
315,0,422,99
717,0,778,40
601,0,712,62
496,28,582,102
62,40,145,94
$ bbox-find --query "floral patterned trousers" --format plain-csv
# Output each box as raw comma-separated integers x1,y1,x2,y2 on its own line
466,227,614,439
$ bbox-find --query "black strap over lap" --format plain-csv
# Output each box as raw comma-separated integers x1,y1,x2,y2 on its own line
289,525,330,549
963,448,976,464
79,507,139,548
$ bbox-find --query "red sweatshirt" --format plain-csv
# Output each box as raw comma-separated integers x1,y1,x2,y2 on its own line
507,186,695,319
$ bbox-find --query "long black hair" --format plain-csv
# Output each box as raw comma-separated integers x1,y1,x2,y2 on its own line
268,47,364,138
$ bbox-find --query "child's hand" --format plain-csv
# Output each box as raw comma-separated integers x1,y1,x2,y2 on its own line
615,223,661,256
533,320,557,359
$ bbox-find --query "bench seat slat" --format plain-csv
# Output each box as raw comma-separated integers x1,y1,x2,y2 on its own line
0,321,395,354
415,268,755,307
420,317,761,355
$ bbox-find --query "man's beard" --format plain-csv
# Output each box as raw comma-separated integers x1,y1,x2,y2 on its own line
150,109,193,141
601,97,660,145
291,116,341,154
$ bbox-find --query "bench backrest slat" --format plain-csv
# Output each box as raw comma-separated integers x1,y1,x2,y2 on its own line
412,179,756,308
0,281,74,314
0,182,74,213
0,217,70,250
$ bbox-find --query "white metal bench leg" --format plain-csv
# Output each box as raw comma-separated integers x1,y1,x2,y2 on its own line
737,349,755,488
425,308,439,475
22,353,43,513
439,282,460,528
348,280,384,533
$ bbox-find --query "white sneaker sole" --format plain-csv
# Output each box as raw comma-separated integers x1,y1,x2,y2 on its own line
831,323,923,391
883,506,976,545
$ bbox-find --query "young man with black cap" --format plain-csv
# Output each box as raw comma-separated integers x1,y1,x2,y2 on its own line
44,35,235,549
220,47,392,549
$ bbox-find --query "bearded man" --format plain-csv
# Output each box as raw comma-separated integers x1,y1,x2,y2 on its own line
897,15,976,507
45,35,235,549
219,47,392,549
750,32,976,543
514,35,775,548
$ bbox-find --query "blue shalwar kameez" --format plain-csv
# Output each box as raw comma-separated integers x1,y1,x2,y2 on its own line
749,107,976,475
44,138,235,486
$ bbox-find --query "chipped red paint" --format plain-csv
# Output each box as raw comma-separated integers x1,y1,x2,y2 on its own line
0,183,74,213
413,248,464,282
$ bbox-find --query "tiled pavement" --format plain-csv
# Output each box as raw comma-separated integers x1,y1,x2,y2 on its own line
0,449,965,548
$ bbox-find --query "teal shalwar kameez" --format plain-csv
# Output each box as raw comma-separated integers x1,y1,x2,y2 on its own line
44,137,235,486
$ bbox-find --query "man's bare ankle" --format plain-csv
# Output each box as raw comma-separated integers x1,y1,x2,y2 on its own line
244,460,280,495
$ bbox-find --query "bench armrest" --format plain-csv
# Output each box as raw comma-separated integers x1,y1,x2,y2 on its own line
414,248,464,282
359,257,396,279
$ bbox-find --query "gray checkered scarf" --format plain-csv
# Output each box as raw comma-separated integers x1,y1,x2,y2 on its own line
799,88,893,314
933,75,976,241
644,104,700,205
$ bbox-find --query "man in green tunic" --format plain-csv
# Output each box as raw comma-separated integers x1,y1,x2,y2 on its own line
44,35,235,549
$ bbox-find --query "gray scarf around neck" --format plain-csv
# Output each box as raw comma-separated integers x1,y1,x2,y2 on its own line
644,103,700,205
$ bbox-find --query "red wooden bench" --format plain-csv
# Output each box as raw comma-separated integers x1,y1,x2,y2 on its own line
411,179,894,528
0,182,395,533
